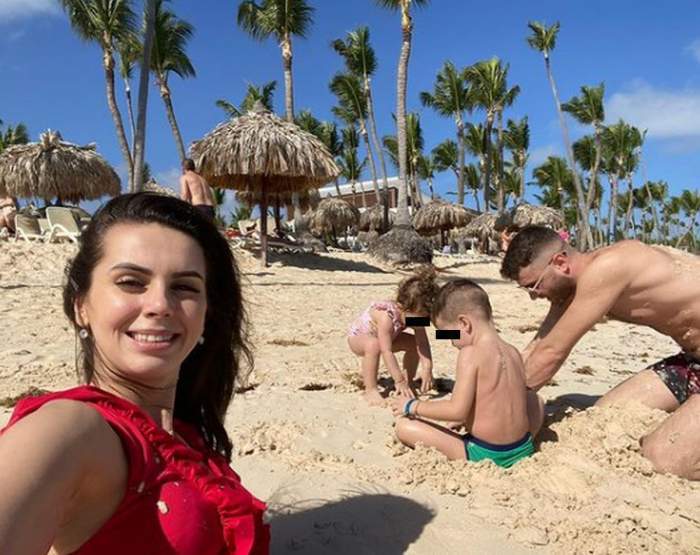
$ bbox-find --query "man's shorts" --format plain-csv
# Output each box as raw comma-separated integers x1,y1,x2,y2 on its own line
649,352,700,404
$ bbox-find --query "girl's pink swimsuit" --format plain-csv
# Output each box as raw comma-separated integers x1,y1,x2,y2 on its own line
1,385,269,555
348,300,405,339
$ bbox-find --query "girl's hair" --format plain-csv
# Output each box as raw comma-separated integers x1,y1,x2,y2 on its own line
395,265,439,315
63,192,251,461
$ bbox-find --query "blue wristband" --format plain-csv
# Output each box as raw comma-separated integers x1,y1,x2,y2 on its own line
404,399,417,416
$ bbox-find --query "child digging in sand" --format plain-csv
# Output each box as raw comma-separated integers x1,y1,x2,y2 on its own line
347,266,439,406
390,279,544,467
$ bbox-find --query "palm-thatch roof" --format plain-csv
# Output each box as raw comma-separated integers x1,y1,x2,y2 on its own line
511,202,565,229
309,197,360,236
189,102,339,193
143,179,178,198
458,212,499,239
412,200,474,234
0,130,120,202
359,204,394,232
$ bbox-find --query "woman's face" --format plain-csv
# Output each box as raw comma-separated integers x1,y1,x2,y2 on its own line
77,222,208,386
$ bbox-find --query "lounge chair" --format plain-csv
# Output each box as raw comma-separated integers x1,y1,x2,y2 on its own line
14,214,46,242
46,207,81,243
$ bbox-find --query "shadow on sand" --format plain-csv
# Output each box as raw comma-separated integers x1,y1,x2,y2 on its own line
537,393,602,445
268,491,435,554
265,252,390,273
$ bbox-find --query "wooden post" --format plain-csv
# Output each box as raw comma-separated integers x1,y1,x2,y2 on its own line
260,180,268,267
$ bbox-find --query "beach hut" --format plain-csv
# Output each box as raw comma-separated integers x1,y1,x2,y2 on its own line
190,102,339,266
413,200,475,246
359,204,395,232
0,130,120,203
309,197,360,244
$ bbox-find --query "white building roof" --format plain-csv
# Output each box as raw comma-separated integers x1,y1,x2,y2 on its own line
318,176,431,205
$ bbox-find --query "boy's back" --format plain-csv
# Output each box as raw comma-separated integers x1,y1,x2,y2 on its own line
461,336,530,445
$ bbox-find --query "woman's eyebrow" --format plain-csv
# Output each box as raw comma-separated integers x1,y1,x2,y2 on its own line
109,263,204,281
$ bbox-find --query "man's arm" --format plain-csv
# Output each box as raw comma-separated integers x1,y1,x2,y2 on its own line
521,299,571,361
179,175,191,202
525,259,628,389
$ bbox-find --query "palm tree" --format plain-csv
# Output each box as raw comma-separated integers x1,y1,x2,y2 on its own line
237,0,314,228
375,0,429,227
503,117,529,200
465,58,519,212
601,120,643,243
383,112,425,210
533,156,573,212
527,21,590,248
60,0,137,189
216,80,276,118
330,72,380,203
562,83,605,236
150,0,195,163
464,163,481,211
331,27,390,205
420,61,472,205
0,120,30,152
416,153,436,200
339,125,367,208
133,0,157,191
117,35,141,147
464,122,489,209
675,189,700,249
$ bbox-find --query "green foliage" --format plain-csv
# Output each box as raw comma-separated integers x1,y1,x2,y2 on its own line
419,61,472,118
59,0,137,50
329,73,368,124
237,0,314,41
0,120,30,153
216,81,277,118
562,83,605,126
151,0,196,81
526,21,560,56
331,26,377,78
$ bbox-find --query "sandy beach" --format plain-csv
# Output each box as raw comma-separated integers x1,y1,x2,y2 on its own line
1,242,698,554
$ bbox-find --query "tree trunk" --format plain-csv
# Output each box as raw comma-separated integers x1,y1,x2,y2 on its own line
334,177,342,197
624,181,635,238
496,110,505,212
644,181,661,243
358,178,367,209
608,175,619,244
365,77,390,227
482,113,493,212
103,48,133,191
124,80,136,152
456,118,465,205
543,55,590,250
260,181,268,267
158,77,187,163
281,32,303,233
132,0,157,193
427,177,434,200
394,3,412,227
519,149,526,201
360,120,381,203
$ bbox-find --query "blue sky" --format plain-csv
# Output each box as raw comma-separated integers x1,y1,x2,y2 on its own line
1,0,699,216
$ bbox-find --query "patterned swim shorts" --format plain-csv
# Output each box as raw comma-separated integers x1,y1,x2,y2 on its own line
649,352,700,404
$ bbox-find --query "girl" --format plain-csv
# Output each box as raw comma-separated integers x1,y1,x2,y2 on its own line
347,266,439,406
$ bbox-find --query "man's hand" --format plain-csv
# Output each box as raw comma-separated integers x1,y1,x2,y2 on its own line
389,394,414,417
416,368,433,394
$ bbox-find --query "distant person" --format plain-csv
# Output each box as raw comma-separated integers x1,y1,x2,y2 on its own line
347,266,439,406
0,196,17,234
390,279,544,467
180,158,216,222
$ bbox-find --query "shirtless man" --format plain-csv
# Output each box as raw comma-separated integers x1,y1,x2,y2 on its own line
0,196,17,233
179,159,216,221
500,225,700,480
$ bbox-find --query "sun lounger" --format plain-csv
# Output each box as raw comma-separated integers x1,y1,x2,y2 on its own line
46,207,81,243
14,214,46,242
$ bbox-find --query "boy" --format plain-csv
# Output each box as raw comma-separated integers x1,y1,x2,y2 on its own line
389,279,544,468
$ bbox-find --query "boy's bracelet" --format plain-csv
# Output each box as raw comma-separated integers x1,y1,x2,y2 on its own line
404,399,418,416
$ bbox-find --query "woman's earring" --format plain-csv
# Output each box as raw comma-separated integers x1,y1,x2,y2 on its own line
197,336,205,345
78,328,89,339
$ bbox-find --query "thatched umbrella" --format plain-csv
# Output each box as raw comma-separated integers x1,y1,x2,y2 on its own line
0,130,120,203
190,102,339,266
359,204,395,232
510,202,565,229
235,187,320,234
451,212,500,254
143,178,179,198
309,197,359,243
413,200,474,246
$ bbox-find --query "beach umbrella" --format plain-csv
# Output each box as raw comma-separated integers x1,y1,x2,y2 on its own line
413,200,475,245
143,178,179,198
190,101,339,266
510,202,565,229
0,130,120,203
450,212,500,253
359,204,395,232
309,197,360,242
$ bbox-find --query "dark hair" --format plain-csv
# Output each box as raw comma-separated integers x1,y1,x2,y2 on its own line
63,192,251,461
396,265,439,315
431,279,493,323
501,225,564,281
183,158,195,171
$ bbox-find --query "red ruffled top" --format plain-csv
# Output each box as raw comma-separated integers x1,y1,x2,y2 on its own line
2,385,269,554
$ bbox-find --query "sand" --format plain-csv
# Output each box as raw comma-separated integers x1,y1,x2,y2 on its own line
1,241,699,554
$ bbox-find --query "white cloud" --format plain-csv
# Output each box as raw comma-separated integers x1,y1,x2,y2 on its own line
686,39,700,63
607,81,700,138
0,0,59,22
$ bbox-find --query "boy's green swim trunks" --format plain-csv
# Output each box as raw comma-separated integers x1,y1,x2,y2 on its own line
465,433,534,468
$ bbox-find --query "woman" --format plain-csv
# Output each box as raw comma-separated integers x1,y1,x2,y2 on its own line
0,193,269,554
